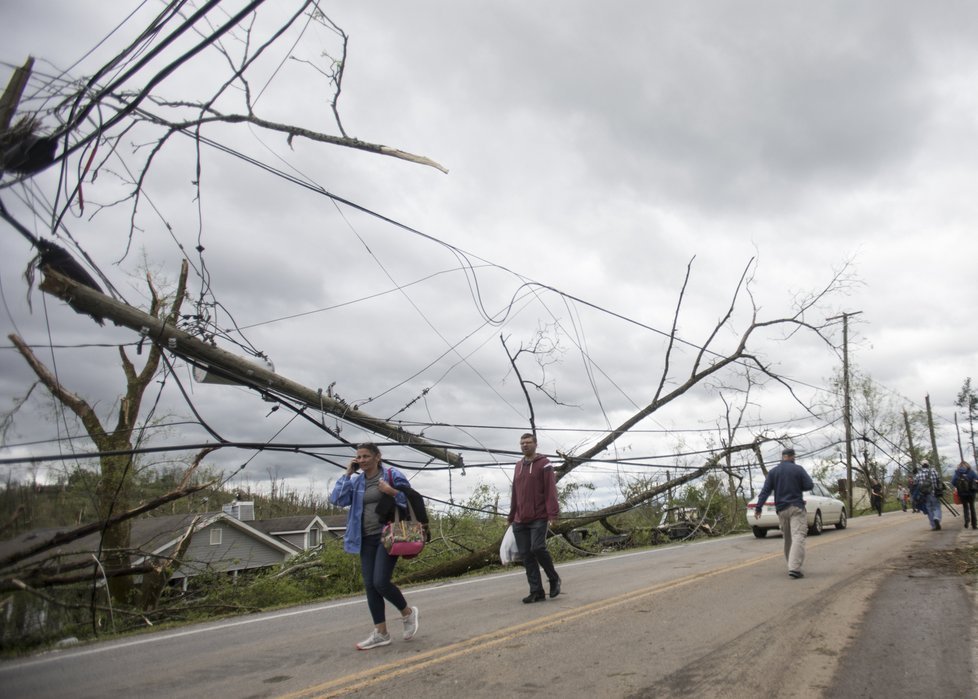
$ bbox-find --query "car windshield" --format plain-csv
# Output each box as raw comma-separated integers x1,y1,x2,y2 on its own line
811,483,833,497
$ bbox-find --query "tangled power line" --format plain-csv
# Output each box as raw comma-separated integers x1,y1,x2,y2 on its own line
1,1,966,510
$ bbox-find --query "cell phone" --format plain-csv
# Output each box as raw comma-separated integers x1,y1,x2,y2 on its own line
351,461,359,472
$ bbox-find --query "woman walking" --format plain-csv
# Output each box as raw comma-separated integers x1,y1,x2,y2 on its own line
329,442,420,650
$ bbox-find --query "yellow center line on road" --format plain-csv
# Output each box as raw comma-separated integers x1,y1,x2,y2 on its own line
278,515,917,699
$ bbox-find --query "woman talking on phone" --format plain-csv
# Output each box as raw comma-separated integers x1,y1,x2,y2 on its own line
329,442,420,650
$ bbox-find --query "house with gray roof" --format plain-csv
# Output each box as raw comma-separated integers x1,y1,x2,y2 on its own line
0,501,348,586
132,509,298,581
248,513,347,552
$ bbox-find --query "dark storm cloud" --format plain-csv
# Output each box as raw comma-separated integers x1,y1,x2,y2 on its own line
1,1,976,506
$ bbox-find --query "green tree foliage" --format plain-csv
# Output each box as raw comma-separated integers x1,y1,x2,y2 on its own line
827,367,929,483
172,543,363,615
682,475,731,524
557,479,596,514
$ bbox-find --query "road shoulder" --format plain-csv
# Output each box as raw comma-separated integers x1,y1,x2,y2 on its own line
823,525,978,698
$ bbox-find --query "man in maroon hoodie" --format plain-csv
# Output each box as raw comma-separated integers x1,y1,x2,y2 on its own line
509,433,561,603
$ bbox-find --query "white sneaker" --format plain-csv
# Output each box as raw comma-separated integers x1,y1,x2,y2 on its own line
402,606,419,640
355,629,391,650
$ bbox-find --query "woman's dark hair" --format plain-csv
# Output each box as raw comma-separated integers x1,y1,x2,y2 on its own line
356,442,381,456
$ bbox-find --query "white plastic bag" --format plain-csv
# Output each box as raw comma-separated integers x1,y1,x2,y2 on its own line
499,524,522,565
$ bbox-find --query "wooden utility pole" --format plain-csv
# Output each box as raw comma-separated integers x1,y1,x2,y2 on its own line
903,409,918,470
828,311,862,516
925,394,940,476
0,56,33,130
955,414,965,463
38,269,464,468
841,317,854,515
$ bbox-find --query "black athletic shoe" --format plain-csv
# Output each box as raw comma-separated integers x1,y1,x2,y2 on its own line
522,591,546,603
935,521,942,530
788,570,804,579
549,577,561,598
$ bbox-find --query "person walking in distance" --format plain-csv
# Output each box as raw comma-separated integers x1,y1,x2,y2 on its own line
908,472,918,512
508,432,561,603
916,461,943,531
952,461,978,530
870,479,884,516
754,446,814,579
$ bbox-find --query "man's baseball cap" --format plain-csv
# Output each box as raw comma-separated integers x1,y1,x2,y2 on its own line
781,446,795,456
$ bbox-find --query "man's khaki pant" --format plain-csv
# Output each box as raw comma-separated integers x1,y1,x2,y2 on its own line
778,505,808,573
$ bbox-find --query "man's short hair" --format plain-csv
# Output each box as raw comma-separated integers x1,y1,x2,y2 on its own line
520,432,536,442
781,446,795,456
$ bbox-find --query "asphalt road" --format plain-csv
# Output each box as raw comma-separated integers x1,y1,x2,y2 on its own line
1,510,974,698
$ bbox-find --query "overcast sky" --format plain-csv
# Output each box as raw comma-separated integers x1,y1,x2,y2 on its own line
1,1,976,514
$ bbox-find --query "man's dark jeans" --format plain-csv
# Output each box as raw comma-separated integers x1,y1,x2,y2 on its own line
513,519,558,594
961,493,977,528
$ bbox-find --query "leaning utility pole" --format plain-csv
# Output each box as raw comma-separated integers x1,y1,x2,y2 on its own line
903,409,918,471
925,394,940,476
0,56,33,130
38,268,464,468
828,311,862,516
955,414,965,463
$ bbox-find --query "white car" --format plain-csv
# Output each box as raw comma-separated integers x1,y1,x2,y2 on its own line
746,481,847,538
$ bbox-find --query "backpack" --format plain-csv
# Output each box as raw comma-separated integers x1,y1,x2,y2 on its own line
916,474,932,496
957,472,972,497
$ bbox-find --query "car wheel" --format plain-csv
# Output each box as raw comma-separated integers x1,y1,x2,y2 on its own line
752,526,768,538
809,510,824,536
835,508,847,530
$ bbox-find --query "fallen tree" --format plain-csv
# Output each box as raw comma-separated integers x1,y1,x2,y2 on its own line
397,439,763,584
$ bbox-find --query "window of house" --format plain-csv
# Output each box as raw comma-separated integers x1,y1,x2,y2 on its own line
308,527,320,548
210,528,222,545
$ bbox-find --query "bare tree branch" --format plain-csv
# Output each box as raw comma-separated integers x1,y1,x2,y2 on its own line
9,578,152,623
501,325,573,437
652,257,694,405
501,333,537,436
555,259,845,479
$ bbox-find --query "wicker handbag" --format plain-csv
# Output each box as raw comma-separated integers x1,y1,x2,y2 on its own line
381,470,426,558
382,502,425,558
